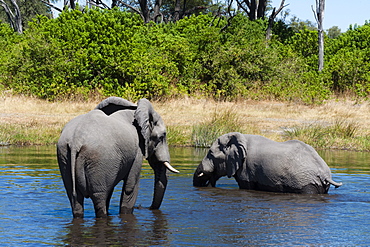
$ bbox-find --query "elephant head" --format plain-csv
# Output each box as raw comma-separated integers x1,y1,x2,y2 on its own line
193,132,245,187
135,99,179,209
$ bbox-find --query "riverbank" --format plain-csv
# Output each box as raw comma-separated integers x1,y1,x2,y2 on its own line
1,94,370,151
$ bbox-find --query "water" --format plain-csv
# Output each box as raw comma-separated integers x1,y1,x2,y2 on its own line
0,146,369,246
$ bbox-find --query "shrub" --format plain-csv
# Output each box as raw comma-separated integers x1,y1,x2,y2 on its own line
1,10,369,102
192,108,244,147
284,117,360,149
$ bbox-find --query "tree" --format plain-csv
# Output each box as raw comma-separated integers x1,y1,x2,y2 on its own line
0,0,53,32
64,0,75,9
20,0,53,26
265,0,286,40
229,0,287,39
289,16,316,32
236,0,267,20
313,0,324,71
327,25,341,39
0,0,22,33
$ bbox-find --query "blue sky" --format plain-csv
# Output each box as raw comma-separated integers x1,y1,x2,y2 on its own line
271,0,370,31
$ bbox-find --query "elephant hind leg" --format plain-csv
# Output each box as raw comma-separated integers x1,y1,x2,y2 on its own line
120,181,139,214
120,172,140,214
72,190,84,218
91,191,109,218
120,156,142,214
300,183,328,194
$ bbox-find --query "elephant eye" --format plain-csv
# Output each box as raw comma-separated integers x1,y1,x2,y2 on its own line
152,133,166,147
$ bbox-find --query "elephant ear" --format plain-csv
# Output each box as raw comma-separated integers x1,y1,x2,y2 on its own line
134,98,161,158
220,132,246,178
95,97,137,115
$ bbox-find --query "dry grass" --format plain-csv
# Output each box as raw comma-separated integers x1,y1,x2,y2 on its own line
155,98,370,139
1,93,370,150
0,93,96,145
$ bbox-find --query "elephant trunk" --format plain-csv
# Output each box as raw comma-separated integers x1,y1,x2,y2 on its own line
193,171,206,187
150,163,168,209
193,165,213,187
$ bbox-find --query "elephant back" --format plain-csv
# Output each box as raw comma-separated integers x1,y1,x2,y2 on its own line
95,97,137,116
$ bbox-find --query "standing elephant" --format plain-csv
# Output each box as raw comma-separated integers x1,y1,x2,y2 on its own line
57,97,179,218
193,132,342,194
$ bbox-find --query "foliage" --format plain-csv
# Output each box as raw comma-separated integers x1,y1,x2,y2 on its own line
0,9,369,102
288,16,317,33
0,121,60,145
284,117,360,149
324,23,370,97
192,108,244,147
327,26,341,39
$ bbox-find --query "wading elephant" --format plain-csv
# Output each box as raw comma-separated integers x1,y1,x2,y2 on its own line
57,97,179,218
193,132,342,194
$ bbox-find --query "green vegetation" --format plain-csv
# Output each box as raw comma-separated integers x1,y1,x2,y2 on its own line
284,118,370,151
0,122,60,146
192,109,245,147
0,8,369,103
1,7,370,150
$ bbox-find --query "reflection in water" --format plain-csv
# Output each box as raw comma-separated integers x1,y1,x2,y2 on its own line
0,146,369,245
63,210,168,246
319,149,370,174
190,186,334,245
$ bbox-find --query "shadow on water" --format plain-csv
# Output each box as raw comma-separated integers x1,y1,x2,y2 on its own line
62,210,169,246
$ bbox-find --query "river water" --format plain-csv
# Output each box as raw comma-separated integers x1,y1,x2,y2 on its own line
0,146,369,246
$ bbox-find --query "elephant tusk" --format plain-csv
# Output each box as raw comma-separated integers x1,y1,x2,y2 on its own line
198,172,204,177
164,162,179,173
327,178,342,188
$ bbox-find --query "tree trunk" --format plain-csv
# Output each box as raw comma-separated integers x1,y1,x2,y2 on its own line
111,0,118,8
249,0,257,20
265,0,286,40
257,0,267,19
173,0,181,22
70,0,75,9
138,0,150,23
153,0,162,23
0,0,22,33
316,0,325,71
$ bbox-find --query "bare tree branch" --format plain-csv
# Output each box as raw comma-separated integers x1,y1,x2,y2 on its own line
266,0,288,40
116,0,144,20
86,1,107,9
89,0,110,9
40,0,63,12
235,0,249,15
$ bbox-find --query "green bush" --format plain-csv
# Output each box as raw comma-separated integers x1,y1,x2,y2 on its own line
0,10,369,102
324,24,370,96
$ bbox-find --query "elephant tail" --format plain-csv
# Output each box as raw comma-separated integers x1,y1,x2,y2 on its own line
326,178,343,188
69,144,78,205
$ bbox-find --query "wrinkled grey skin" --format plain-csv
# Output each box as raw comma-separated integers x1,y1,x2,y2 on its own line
57,97,178,218
193,132,342,194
